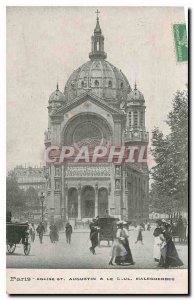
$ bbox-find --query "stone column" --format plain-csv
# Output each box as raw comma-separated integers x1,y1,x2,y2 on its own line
95,183,98,217
78,182,81,220
64,182,68,221
108,182,111,215
61,165,65,221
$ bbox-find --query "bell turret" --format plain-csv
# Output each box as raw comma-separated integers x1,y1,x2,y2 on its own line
89,10,107,60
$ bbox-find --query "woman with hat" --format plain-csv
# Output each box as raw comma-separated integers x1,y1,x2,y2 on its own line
109,221,127,265
153,220,162,262
114,221,134,265
159,221,183,268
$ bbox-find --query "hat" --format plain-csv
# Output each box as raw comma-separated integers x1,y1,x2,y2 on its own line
123,221,127,225
117,221,123,225
162,219,168,224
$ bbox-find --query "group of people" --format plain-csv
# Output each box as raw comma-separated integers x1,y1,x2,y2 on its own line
89,218,134,265
89,218,184,268
153,219,184,268
28,220,73,245
29,222,45,244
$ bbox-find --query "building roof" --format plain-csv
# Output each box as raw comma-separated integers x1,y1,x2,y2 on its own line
63,15,131,107
127,83,145,103
49,83,66,103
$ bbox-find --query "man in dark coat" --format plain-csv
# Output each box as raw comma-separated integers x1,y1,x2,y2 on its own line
36,222,45,244
65,222,73,244
89,219,99,255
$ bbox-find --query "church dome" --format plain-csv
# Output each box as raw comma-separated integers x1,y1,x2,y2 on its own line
49,84,66,103
64,14,131,106
127,84,145,103
64,60,131,105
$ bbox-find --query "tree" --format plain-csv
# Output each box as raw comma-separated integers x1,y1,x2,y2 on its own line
6,173,27,215
150,87,188,214
25,187,39,208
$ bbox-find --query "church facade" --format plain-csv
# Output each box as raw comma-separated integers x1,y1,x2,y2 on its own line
44,15,149,224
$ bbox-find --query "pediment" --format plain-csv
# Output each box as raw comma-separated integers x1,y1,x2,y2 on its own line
51,91,124,117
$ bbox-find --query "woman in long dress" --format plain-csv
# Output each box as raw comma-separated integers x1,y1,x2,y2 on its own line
153,220,162,262
159,222,183,268
109,236,127,265
114,222,134,265
49,224,59,243
135,224,144,244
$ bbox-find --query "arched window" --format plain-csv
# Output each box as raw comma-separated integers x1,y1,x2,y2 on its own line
140,111,144,127
81,81,85,88
95,80,99,87
120,82,124,88
134,111,138,127
108,80,112,88
96,41,100,51
128,111,132,127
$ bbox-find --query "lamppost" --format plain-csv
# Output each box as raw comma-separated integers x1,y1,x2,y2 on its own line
40,192,45,222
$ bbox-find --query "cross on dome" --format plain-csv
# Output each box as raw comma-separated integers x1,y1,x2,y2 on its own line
95,9,100,19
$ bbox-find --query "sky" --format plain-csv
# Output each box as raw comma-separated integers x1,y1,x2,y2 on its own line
6,6,187,171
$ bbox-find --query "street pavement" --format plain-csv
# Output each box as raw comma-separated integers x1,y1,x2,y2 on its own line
6,228,188,269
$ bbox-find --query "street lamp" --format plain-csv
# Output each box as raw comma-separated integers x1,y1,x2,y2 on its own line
40,192,45,222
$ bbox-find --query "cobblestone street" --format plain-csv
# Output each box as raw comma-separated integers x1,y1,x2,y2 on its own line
7,228,188,269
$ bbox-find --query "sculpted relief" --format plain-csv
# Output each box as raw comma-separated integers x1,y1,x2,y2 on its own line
65,164,111,177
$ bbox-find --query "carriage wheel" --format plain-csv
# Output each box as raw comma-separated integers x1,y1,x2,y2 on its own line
23,243,31,255
7,243,16,254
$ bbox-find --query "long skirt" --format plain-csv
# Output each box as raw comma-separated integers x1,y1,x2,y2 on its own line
50,231,59,243
115,238,134,265
153,236,162,260
137,230,143,241
110,238,127,257
159,240,183,268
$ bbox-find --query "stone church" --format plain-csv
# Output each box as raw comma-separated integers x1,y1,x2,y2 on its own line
44,14,149,224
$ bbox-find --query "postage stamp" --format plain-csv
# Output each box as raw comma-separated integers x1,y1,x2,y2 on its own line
173,24,188,62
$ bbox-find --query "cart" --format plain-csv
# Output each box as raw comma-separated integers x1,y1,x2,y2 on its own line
6,222,31,255
97,217,119,246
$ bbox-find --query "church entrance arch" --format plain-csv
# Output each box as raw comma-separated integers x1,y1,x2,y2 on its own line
68,188,78,218
81,186,95,218
98,187,108,217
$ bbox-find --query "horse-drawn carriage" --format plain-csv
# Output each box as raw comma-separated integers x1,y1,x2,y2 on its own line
6,222,31,255
97,216,119,246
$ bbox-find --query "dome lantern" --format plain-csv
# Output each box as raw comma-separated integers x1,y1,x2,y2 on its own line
89,10,107,60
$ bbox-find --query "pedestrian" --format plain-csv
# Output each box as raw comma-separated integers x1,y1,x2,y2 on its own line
89,218,99,255
49,223,59,243
109,221,127,265
153,220,162,262
113,221,134,265
36,222,45,244
135,224,144,244
147,222,151,231
159,221,183,268
29,222,36,242
176,216,185,243
65,222,73,244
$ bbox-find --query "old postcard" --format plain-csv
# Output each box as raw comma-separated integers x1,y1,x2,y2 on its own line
6,6,188,294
